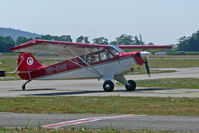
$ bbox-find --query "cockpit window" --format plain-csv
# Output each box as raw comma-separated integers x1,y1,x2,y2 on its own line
99,49,113,60
109,45,124,56
79,48,114,65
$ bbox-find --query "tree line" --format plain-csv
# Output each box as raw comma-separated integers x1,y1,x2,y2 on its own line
1,30,199,52
177,30,199,51
0,34,149,52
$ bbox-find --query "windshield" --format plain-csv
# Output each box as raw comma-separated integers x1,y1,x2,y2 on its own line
109,45,124,55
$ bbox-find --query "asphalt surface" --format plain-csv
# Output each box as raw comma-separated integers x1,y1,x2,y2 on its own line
1,79,199,97
0,112,199,131
0,67,199,131
0,67,199,97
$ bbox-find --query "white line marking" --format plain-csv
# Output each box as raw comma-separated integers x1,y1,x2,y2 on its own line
42,114,144,129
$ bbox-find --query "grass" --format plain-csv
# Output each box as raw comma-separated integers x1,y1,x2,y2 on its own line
1,97,199,116
166,51,199,55
0,127,186,133
148,57,199,68
136,78,199,89
186,51,199,55
0,58,18,79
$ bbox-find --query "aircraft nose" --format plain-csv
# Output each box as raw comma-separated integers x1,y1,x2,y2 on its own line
140,51,151,58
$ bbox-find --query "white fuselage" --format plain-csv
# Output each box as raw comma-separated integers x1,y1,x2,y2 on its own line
36,56,136,80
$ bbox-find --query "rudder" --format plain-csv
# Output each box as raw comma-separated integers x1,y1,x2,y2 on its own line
18,52,44,72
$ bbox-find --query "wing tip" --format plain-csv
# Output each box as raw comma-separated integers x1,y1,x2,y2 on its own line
10,39,44,51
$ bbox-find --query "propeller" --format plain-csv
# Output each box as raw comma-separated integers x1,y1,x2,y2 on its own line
144,58,150,77
140,51,151,77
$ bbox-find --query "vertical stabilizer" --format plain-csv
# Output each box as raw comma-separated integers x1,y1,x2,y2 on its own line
18,52,44,72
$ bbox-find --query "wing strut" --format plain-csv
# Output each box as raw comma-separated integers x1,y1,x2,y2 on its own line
67,58,100,75
66,47,103,80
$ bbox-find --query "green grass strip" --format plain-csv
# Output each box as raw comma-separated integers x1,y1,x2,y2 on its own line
1,97,199,116
0,127,183,133
136,78,199,89
149,58,199,68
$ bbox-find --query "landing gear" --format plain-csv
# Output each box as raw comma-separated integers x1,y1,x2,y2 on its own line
22,80,31,90
102,75,136,92
125,80,136,91
114,75,136,91
103,80,114,92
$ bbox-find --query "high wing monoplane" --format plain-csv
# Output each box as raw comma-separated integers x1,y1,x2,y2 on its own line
0,40,172,91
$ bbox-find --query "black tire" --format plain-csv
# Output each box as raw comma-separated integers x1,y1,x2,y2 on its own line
22,84,25,90
103,80,114,92
125,80,136,91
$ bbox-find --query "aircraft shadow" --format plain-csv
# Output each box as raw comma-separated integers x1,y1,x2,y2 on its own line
135,88,175,92
24,90,105,96
9,88,56,91
21,88,174,96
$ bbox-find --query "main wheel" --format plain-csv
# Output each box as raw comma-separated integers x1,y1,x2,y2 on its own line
103,80,114,92
125,80,136,91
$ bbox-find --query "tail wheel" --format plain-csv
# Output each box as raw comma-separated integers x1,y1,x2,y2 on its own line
125,80,136,91
103,80,114,92
22,80,31,91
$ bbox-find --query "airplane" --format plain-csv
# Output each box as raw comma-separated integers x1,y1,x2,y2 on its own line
0,39,172,91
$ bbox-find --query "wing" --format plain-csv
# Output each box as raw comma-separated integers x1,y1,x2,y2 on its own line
118,45,172,52
10,39,172,58
10,39,109,58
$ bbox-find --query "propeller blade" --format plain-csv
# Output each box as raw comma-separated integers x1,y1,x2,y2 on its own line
144,59,150,77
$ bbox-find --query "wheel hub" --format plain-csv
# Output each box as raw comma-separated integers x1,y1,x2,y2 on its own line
105,84,110,89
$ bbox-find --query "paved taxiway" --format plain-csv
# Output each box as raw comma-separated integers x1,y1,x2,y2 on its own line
1,80,199,97
0,112,199,131
0,67,199,97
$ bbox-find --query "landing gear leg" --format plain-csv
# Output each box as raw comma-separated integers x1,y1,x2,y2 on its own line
22,80,31,91
125,80,136,91
114,75,136,91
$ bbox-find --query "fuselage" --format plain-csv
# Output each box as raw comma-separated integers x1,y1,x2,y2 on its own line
18,46,145,80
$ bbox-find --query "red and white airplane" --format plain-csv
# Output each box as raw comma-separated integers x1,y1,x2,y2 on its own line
0,40,172,91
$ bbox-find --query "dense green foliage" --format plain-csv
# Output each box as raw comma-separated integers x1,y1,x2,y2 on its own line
177,30,199,51
16,36,33,45
112,34,145,45
76,36,90,43
1,28,199,52
35,35,73,42
0,34,147,52
0,36,15,52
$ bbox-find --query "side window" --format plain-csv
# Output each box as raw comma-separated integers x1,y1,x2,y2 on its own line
99,49,113,61
86,54,92,64
78,54,92,65
78,48,115,65
92,53,100,63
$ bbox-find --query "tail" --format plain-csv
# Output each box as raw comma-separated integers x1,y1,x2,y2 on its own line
18,52,44,72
